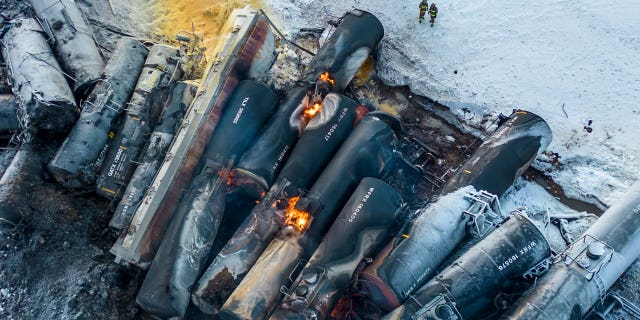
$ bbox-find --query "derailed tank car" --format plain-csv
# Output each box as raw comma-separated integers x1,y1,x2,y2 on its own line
360,110,552,311
28,0,105,96
382,214,551,320
301,9,384,91
219,112,401,320
270,177,403,320
110,81,198,229
135,80,278,318
229,86,311,201
48,38,148,189
1,18,78,132
500,182,640,320
96,44,183,199
109,8,278,269
192,93,363,314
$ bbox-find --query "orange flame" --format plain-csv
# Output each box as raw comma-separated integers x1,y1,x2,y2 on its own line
283,196,311,231
319,71,335,86
304,102,322,119
225,170,233,186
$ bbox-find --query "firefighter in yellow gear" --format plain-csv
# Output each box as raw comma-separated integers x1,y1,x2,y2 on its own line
419,0,428,23
429,3,438,27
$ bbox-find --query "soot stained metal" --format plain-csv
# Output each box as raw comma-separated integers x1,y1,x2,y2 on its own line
0,94,21,133
0,143,47,226
218,112,401,320
500,182,640,320
191,93,362,315
48,38,148,189
96,44,183,199
135,80,277,318
270,178,403,320
360,110,552,311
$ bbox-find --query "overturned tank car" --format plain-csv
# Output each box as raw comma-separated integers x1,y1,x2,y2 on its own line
271,177,403,320
219,112,402,320
360,110,552,311
191,93,363,314
135,80,278,318
382,213,551,320
500,182,640,320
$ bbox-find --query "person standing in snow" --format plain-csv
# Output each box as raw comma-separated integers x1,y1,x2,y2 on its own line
419,0,428,23
429,3,438,27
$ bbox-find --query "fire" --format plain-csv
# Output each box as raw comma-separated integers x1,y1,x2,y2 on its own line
283,196,311,231
304,102,322,119
318,71,335,86
225,170,233,186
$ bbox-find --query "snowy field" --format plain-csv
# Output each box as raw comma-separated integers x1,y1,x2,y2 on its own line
262,0,640,212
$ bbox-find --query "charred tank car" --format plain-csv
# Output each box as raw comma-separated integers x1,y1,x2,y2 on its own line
96,45,183,199
135,80,277,318
110,81,197,229
270,177,403,320
1,18,78,132
218,112,401,320
191,93,363,314
301,9,384,91
28,0,105,96
48,38,148,189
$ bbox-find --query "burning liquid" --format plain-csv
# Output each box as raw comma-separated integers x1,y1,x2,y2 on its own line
319,71,335,86
283,196,311,231
301,71,337,120
304,102,322,119
225,170,233,186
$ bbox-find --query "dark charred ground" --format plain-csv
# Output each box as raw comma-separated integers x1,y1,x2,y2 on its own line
0,155,143,320
0,1,639,320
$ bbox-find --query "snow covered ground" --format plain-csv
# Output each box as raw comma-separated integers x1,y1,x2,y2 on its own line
262,0,640,210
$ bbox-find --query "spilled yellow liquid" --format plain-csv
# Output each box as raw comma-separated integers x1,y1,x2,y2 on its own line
148,0,261,55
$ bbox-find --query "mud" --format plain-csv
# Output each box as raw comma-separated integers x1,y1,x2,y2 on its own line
524,167,605,215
